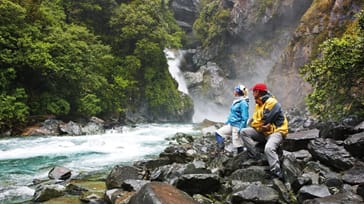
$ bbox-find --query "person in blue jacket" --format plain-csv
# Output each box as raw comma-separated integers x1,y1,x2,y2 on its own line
215,84,249,155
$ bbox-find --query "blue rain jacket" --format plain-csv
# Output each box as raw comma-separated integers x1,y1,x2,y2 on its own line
226,97,249,132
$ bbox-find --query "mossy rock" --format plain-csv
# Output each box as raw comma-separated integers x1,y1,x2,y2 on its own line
69,179,106,193
42,196,83,204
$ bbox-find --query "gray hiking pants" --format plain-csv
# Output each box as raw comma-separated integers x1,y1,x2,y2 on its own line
240,127,283,172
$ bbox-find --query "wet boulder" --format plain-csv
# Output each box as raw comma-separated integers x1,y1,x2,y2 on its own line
59,121,82,136
121,179,150,192
33,184,66,202
308,138,355,171
231,182,280,204
128,182,199,204
297,185,331,203
106,165,140,189
174,173,221,195
302,191,363,204
48,166,72,180
105,189,134,204
342,163,364,185
318,121,356,140
283,129,319,152
229,166,271,184
150,162,210,183
159,145,194,163
344,132,364,159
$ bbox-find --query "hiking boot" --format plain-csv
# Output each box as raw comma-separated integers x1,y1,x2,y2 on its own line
272,170,283,180
217,142,225,152
264,168,284,180
237,147,247,153
212,142,225,156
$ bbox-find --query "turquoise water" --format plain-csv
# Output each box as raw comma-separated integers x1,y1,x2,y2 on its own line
0,123,198,203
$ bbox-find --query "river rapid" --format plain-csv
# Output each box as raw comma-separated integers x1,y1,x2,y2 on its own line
0,123,199,203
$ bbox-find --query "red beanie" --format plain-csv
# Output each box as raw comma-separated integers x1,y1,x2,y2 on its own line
251,83,267,91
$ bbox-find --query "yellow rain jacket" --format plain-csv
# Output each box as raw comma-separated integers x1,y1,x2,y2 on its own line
250,93,288,137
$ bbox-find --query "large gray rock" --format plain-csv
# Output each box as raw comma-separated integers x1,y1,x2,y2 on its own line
297,185,331,203
308,138,355,171
344,132,364,159
106,165,140,189
150,162,210,183
105,189,134,204
82,121,105,135
231,182,280,204
159,145,194,163
33,184,66,202
342,163,364,185
286,149,312,165
318,122,356,140
121,179,150,192
174,173,221,195
283,129,319,151
48,166,71,180
169,0,199,32
229,166,271,184
128,182,199,204
22,119,62,136
354,121,364,132
133,157,173,171
59,121,82,135
302,192,363,204
282,151,304,185
357,183,364,198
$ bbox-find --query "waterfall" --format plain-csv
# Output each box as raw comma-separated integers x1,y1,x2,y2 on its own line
165,49,230,123
165,49,189,94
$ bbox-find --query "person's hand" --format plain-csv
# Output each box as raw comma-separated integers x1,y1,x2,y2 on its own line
261,124,271,132
247,118,253,126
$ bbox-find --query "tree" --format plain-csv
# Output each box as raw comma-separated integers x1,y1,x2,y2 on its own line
110,0,183,55
109,0,191,119
0,0,30,131
0,0,125,123
193,0,230,47
60,0,117,35
0,0,192,132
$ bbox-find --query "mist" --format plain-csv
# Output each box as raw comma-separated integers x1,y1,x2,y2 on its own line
166,0,314,123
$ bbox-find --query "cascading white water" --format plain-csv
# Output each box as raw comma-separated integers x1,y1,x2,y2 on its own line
165,49,230,123
165,49,189,94
0,123,198,203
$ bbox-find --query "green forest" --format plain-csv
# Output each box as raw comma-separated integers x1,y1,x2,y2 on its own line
1,0,363,134
0,0,193,133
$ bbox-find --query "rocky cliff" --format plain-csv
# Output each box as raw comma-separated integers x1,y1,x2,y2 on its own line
171,0,363,121
267,0,363,110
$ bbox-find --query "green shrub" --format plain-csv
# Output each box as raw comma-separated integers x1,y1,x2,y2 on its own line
78,94,102,117
300,10,364,121
37,93,70,116
193,0,230,47
0,89,29,131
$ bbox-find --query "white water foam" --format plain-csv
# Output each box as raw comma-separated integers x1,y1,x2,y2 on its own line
0,123,199,202
0,187,34,198
0,124,195,162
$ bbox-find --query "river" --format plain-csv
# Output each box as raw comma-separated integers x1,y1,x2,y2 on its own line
0,123,199,203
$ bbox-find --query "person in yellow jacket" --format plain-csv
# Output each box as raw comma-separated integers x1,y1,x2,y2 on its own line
240,83,288,179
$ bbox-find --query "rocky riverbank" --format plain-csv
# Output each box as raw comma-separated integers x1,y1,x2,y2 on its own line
30,113,364,204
